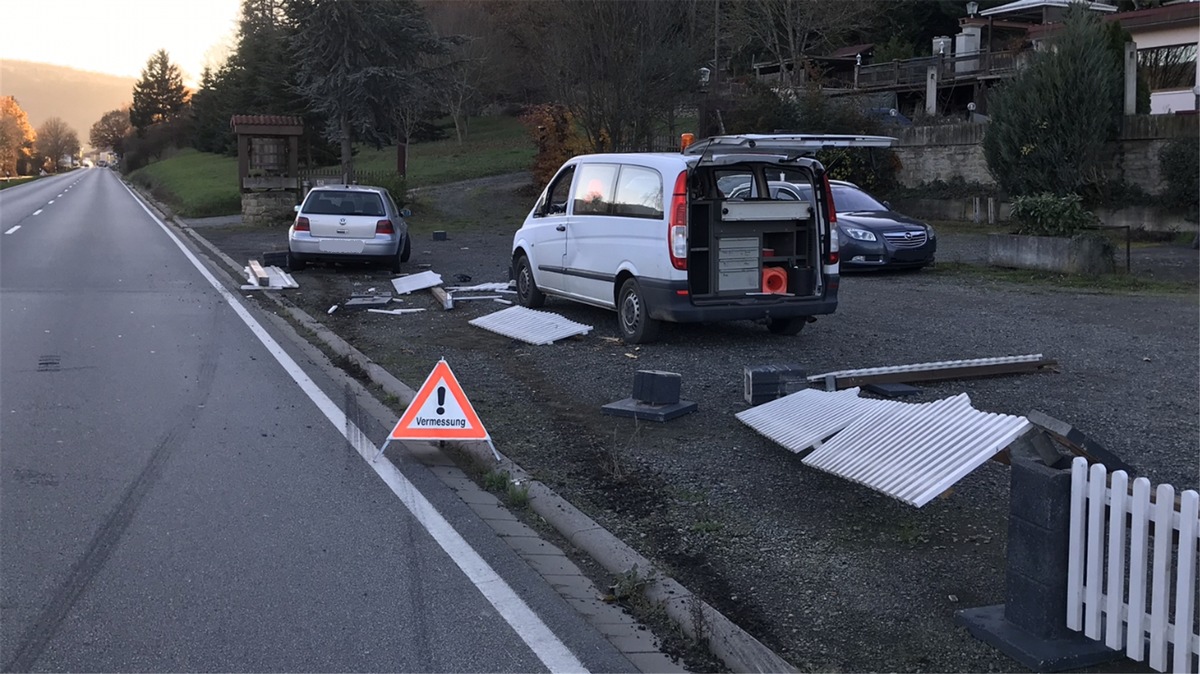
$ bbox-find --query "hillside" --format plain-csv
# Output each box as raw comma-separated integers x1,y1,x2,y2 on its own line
0,60,136,149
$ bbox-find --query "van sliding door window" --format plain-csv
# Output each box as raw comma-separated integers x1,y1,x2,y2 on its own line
612,166,663,219
572,164,618,216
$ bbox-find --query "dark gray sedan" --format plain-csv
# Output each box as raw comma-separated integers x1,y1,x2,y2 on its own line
826,180,936,270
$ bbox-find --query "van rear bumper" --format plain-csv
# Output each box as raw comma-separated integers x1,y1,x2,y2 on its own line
641,276,840,323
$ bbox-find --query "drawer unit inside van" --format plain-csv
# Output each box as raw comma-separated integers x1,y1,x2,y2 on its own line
716,237,760,291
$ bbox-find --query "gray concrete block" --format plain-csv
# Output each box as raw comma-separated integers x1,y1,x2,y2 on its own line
632,370,682,405
1004,572,1072,639
1009,454,1073,531
601,398,697,422
1006,516,1069,583
957,605,1122,672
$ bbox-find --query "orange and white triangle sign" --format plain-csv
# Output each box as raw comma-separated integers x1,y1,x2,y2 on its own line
389,359,489,442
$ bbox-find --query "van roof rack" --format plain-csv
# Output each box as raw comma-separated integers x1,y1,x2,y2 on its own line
683,134,896,157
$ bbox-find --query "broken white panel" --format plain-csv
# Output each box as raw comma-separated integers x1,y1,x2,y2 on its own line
807,354,1046,383
736,388,900,454
366,308,427,316
241,266,299,290
469,306,592,345
391,270,443,294
803,393,1031,507
450,295,502,301
445,282,513,292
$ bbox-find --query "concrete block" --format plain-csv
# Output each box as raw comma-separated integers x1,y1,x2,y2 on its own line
1026,410,1134,473
1006,516,1069,584
632,370,682,405
864,382,922,397
1004,571,1071,639
744,364,806,404
432,230,448,241
957,605,1122,672
601,398,697,422
1009,454,1073,531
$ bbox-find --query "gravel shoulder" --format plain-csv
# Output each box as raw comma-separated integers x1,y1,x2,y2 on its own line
185,176,1198,672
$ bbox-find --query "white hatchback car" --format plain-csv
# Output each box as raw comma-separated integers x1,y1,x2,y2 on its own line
288,184,411,272
511,134,894,343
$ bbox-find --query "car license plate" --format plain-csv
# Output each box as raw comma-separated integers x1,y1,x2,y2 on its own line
319,239,365,254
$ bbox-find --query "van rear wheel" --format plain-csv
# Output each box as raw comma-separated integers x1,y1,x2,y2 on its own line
765,316,806,335
618,278,660,344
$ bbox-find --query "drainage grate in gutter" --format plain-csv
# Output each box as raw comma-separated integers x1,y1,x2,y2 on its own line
802,393,1031,507
37,355,61,372
735,387,900,453
469,306,592,345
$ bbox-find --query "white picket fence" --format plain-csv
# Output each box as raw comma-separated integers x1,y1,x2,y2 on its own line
1067,457,1200,673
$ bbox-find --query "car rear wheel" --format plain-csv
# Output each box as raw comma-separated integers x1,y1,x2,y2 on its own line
514,254,545,308
765,316,806,335
399,235,412,262
390,246,404,274
618,278,660,344
287,251,307,272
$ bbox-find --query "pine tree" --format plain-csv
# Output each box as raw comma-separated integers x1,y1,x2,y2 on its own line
130,49,189,133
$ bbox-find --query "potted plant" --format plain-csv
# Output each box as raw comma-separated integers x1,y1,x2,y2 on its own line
987,193,1115,275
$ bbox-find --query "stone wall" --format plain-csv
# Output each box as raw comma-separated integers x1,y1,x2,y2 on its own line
242,191,298,227
891,115,1196,193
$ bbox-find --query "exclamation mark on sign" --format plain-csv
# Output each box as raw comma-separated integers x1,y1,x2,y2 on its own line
436,386,446,415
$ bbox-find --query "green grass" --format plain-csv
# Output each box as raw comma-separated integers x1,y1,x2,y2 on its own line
353,116,533,186
128,148,241,218
0,176,40,190
126,115,534,218
930,261,1198,294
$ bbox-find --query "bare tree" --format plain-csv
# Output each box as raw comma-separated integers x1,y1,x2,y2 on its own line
725,0,872,87
35,118,81,172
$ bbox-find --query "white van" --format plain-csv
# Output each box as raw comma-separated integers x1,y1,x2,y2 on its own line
511,134,895,343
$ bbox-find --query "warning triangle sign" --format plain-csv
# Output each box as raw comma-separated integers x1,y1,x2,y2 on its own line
389,359,489,441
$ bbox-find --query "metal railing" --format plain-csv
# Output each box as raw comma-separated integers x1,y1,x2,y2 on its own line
854,49,1028,90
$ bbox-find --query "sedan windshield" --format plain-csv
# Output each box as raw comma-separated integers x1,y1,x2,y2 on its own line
830,185,887,212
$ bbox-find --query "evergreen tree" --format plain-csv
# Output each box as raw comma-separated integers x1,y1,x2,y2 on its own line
982,5,1121,197
286,0,447,180
130,49,189,133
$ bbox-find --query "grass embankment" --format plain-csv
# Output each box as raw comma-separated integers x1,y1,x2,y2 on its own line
128,115,533,218
0,177,40,190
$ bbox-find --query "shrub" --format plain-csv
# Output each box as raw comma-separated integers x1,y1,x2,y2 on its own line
1011,193,1099,237
520,103,588,187
373,171,409,208
1158,137,1199,219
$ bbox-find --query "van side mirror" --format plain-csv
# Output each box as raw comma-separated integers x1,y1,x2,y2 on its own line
882,200,891,210
293,204,301,213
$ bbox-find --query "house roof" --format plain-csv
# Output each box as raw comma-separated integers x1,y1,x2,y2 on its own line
981,0,1117,19
1025,1,1199,39
830,43,875,58
229,115,303,130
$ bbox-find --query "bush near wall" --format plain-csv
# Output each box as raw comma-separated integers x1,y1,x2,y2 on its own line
1158,137,1199,221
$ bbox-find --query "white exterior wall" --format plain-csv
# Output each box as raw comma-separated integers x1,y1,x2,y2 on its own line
1131,22,1200,113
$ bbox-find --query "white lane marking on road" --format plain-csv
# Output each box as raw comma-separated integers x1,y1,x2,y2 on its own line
57,193,63,197
47,200,54,204
32,209,42,216
5,226,20,234
119,183,588,674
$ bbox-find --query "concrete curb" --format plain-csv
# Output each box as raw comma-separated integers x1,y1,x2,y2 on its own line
143,187,794,673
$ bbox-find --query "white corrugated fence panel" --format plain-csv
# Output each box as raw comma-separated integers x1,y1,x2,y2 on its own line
468,306,592,345
802,393,1031,507
807,353,1046,382
735,388,900,453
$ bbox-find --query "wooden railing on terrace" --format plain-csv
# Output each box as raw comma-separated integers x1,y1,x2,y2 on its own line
852,49,1029,90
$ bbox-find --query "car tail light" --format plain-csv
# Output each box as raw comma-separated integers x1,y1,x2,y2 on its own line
668,170,688,270
823,175,838,265
376,219,394,234
294,216,310,232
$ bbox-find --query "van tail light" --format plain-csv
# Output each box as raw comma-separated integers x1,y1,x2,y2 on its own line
375,219,395,234
294,216,310,232
668,170,688,270
823,175,839,265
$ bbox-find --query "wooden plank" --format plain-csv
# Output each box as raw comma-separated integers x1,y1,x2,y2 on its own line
1149,483,1175,671
430,286,453,310
831,359,1057,389
1128,478,1152,661
1105,470,1130,650
249,260,269,287
1173,490,1199,674
1067,457,1088,631
1085,463,1107,639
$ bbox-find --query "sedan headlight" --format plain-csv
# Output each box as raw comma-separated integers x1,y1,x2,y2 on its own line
926,225,936,240
841,227,877,242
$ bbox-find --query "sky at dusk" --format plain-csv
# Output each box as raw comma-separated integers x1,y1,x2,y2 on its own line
1,0,242,87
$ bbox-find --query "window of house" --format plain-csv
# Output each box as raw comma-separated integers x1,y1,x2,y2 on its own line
1138,44,1198,91
612,166,663,219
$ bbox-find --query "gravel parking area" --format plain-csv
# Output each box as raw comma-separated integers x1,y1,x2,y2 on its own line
186,177,1197,672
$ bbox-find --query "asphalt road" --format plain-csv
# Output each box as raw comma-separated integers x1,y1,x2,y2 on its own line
0,169,635,672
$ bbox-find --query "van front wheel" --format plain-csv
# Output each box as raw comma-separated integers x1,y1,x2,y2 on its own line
515,254,546,308
618,278,661,344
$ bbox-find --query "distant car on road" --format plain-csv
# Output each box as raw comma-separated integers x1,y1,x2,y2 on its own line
287,184,411,273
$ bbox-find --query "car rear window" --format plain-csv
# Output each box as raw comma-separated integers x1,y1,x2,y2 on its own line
304,191,386,217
